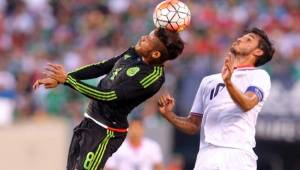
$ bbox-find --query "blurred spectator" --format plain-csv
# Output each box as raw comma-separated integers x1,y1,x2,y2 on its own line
0,62,16,126
8,1,34,51
0,0,298,121
1,0,300,169
167,154,185,170
105,117,164,170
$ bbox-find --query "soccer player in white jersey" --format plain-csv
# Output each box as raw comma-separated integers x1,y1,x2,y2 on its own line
104,117,164,170
158,27,275,170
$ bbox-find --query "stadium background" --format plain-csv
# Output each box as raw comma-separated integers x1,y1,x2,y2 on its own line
0,0,300,169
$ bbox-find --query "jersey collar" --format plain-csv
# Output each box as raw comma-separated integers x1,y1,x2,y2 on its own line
234,65,256,70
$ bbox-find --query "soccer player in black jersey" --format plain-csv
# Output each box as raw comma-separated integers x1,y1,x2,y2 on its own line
33,28,184,170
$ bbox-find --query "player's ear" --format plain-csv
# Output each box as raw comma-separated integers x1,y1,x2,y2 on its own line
151,51,161,59
253,48,263,57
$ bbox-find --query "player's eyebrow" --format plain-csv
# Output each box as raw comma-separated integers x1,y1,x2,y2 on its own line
249,34,255,39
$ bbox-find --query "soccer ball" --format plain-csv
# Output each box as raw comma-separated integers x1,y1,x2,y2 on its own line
153,0,191,32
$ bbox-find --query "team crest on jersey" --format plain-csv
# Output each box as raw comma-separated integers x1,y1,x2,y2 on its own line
126,67,140,77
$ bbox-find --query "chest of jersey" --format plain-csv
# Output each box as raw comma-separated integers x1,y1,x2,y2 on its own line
105,55,142,85
204,72,251,110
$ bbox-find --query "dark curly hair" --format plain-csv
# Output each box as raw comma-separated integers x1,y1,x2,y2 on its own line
154,28,184,62
246,27,275,67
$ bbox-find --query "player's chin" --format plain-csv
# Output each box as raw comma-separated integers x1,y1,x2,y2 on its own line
230,47,237,55
135,42,141,50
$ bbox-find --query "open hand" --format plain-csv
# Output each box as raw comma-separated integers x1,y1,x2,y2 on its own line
222,53,234,84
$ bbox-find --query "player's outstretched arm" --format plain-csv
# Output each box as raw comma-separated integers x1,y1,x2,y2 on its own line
44,52,123,81
158,94,202,135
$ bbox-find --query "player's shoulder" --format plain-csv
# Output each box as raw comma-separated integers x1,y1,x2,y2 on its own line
126,64,163,79
236,67,270,78
252,68,270,79
204,73,221,79
201,73,222,84
256,68,270,75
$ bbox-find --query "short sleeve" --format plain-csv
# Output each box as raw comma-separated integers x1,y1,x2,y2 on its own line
246,70,271,102
190,77,207,116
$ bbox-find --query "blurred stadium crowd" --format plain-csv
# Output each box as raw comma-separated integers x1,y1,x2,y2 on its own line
0,0,300,169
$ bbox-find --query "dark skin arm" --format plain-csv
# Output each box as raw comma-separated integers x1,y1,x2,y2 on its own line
222,53,259,111
158,94,202,135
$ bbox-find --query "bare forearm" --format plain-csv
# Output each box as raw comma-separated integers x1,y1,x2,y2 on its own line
225,81,257,111
162,112,199,135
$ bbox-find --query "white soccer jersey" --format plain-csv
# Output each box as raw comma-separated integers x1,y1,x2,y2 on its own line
190,68,271,153
105,138,163,170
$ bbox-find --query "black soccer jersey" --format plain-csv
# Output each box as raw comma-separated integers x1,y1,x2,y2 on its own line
64,47,165,128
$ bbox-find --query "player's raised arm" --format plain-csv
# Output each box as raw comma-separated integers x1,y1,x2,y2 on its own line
158,94,202,135
66,53,124,80
222,54,259,111
45,63,164,102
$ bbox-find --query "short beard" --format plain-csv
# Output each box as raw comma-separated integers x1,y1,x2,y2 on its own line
230,47,237,55
230,47,251,56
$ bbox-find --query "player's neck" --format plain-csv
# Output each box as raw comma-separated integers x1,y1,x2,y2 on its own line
129,138,142,148
135,46,163,65
141,56,151,64
142,56,162,65
234,55,255,68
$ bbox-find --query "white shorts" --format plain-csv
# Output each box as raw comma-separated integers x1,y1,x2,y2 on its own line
194,145,257,170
